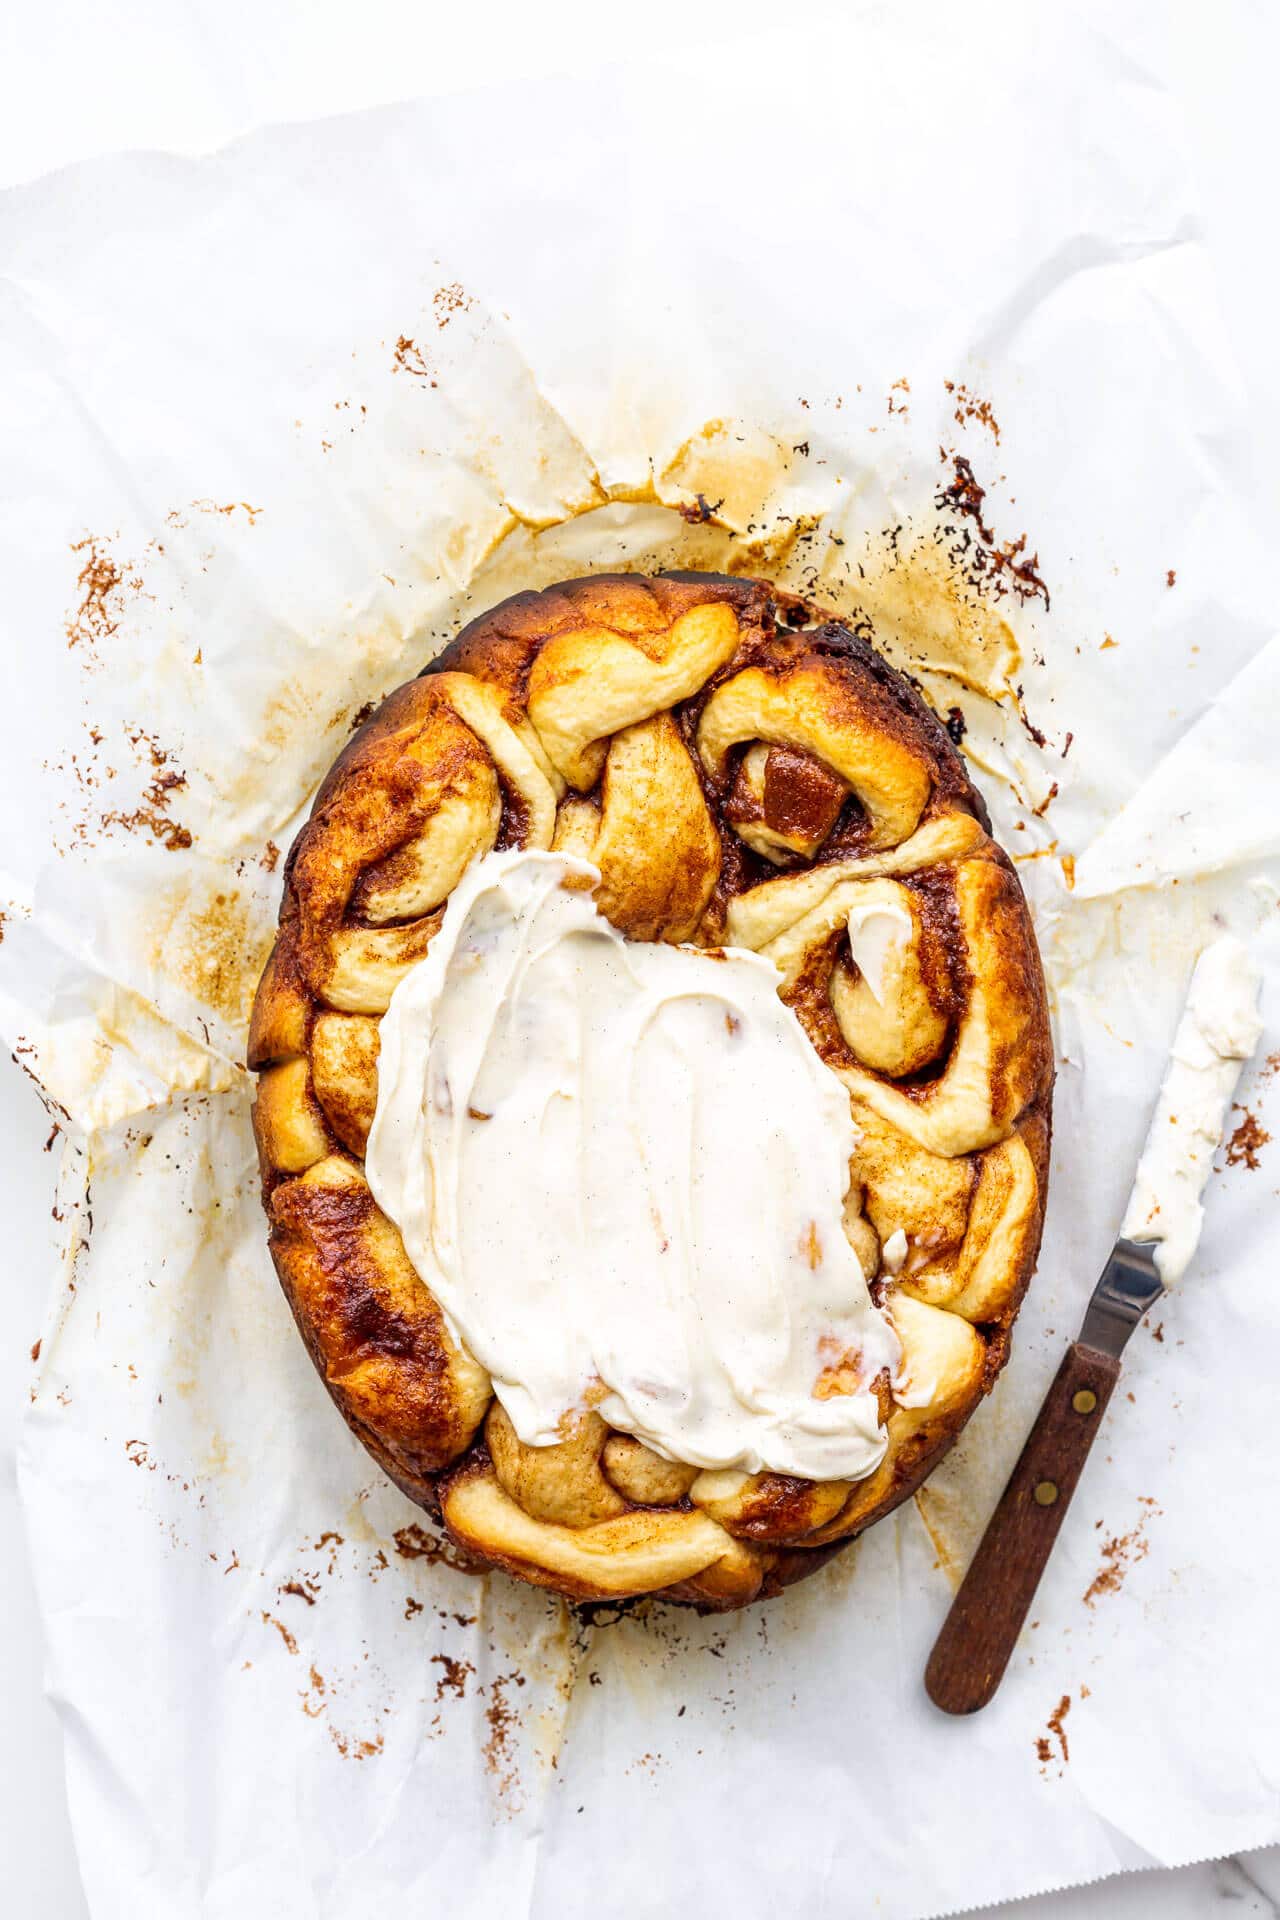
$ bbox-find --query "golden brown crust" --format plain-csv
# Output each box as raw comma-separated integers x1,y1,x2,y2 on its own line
266,1157,490,1482
249,570,1052,1609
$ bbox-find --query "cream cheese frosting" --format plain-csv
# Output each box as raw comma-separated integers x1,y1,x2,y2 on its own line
1120,934,1263,1285
845,900,913,1003
365,848,900,1479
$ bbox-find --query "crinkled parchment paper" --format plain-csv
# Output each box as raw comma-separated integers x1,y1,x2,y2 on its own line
2,17,1278,1920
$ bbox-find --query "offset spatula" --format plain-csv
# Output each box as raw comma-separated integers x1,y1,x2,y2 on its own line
925,935,1263,1716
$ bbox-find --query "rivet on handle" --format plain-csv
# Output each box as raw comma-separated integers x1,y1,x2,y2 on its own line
1072,1389,1097,1414
1032,1481,1058,1506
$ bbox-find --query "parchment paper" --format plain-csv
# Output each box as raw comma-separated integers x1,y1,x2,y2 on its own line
2,13,1279,1918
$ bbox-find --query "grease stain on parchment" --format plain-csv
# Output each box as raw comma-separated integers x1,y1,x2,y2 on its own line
145,879,273,1038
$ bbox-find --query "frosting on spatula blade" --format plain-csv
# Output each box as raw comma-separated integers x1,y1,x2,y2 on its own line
1120,934,1263,1285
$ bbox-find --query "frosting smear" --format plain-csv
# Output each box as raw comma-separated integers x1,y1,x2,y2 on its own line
366,849,899,1479
1120,933,1263,1285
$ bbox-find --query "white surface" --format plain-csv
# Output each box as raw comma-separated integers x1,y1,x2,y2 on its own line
2,2,1280,1916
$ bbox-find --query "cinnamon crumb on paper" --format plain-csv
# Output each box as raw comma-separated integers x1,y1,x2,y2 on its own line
677,492,721,525
65,537,141,659
431,1654,474,1703
1225,1107,1269,1170
936,455,1050,609
1047,1695,1071,1762
99,807,193,852
1035,1694,1074,1773
1083,1503,1160,1606
260,1611,299,1655
433,283,474,326
392,1522,481,1574
944,380,1001,442
1012,685,1049,749
393,335,435,384
330,1728,383,1761
483,1672,527,1810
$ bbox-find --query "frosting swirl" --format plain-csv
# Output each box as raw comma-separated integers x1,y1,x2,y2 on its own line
366,848,899,1479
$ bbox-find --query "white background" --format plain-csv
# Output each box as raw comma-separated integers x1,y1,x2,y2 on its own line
2,4,1278,1914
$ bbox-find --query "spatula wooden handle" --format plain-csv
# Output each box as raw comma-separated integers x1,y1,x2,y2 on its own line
924,1341,1121,1715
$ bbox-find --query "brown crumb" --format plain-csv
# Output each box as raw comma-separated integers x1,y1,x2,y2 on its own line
279,1581,316,1607
1035,1735,1052,1764
677,492,721,525
260,1611,299,1655
99,807,193,852
391,1522,479,1574
348,700,377,732
393,336,435,384
1100,635,1118,651
1084,1512,1155,1606
327,1721,382,1761
433,283,473,326
65,539,126,654
260,840,281,873
143,766,187,808
431,1654,474,1703
937,454,1050,608
483,1672,527,1808
944,379,1001,442
1166,569,1176,588
1046,1694,1071,1763
30,1339,41,1363
1225,1107,1269,1170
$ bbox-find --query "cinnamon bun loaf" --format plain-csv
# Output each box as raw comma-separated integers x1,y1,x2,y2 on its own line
249,573,1052,1610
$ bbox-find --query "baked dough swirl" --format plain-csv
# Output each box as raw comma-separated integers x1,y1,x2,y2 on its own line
250,573,1052,1610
